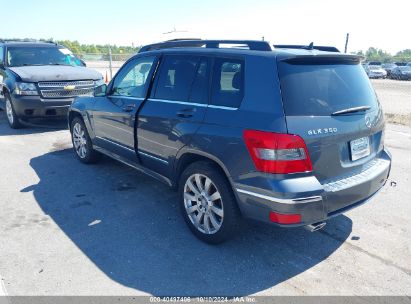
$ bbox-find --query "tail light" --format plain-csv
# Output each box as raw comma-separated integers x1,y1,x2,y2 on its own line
243,130,313,174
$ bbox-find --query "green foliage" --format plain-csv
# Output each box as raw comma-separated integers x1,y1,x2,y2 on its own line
39,38,141,56
354,47,411,63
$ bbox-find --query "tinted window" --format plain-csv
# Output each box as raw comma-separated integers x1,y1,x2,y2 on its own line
211,58,244,108
154,56,199,101
6,46,83,67
0,46,3,64
278,62,378,116
189,58,210,104
112,56,155,98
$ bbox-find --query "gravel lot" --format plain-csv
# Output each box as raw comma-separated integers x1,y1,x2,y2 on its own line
0,106,410,296
371,79,411,116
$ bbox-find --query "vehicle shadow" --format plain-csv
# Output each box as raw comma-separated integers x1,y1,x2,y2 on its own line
0,110,67,136
26,148,353,296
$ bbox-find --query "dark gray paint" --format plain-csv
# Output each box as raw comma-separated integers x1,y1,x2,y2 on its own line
69,46,392,228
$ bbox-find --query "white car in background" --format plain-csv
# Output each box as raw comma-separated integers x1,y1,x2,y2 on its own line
365,65,387,79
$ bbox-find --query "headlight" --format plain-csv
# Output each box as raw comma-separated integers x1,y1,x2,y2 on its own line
15,82,38,96
95,78,105,87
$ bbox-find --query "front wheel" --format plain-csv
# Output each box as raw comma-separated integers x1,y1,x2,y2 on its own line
70,117,101,164
179,161,242,244
5,93,23,129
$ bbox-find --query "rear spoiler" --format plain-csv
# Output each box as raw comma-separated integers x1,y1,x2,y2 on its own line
274,45,340,53
279,54,362,65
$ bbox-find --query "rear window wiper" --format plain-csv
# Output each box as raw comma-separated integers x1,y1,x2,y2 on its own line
331,106,371,116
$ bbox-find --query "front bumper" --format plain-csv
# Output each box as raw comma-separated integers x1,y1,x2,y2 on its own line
234,149,391,227
10,94,73,119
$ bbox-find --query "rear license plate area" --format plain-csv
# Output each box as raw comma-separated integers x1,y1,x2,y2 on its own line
350,137,370,161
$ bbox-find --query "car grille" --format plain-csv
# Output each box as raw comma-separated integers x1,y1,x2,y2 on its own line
38,80,95,99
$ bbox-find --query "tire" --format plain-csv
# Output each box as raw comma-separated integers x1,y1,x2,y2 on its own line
179,161,242,244
70,116,101,164
4,93,23,129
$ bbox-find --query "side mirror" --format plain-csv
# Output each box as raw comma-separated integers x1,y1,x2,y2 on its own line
94,84,107,97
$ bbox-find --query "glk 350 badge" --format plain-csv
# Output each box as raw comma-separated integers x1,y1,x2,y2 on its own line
308,128,338,135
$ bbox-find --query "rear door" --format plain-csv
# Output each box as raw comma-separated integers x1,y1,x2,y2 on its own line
277,57,386,212
92,55,157,159
137,54,210,178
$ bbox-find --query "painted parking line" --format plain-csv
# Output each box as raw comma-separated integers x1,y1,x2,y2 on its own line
388,130,411,137
0,276,7,297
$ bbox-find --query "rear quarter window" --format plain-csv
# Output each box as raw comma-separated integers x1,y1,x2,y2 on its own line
211,58,244,108
278,61,378,116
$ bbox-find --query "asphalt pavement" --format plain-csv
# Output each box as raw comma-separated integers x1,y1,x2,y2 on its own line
0,110,410,296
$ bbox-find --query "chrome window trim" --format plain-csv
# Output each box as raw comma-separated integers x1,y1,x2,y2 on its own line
95,136,135,153
208,105,238,111
106,95,145,101
138,151,169,164
149,98,239,110
236,188,322,205
149,98,207,108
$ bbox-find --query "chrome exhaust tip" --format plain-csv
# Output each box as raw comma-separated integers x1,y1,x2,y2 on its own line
305,222,326,232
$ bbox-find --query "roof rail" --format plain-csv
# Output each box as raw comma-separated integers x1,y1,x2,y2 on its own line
0,38,56,44
274,44,340,53
139,39,272,53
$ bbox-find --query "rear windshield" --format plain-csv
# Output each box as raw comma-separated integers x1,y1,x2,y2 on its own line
6,46,84,67
278,62,378,116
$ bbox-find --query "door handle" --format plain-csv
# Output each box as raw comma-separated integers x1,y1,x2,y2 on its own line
122,104,136,112
177,108,195,118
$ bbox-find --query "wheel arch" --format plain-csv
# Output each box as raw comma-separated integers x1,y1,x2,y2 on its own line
174,149,235,190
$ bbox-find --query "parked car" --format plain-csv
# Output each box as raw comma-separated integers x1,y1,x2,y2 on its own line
368,61,382,66
389,66,411,80
365,65,387,79
394,62,407,66
68,40,391,243
381,63,397,77
0,40,103,128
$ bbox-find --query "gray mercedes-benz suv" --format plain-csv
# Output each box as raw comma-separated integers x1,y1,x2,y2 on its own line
68,40,391,244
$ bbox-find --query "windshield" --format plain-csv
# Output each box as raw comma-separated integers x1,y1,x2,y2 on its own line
6,46,84,67
400,66,411,71
278,62,378,116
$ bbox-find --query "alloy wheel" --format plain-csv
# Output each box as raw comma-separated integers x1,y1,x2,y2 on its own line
183,174,224,234
5,98,14,125
72,122,88,159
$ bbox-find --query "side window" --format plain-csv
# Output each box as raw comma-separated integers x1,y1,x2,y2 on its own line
189,58,210,104
112,56,156,98
0,46,3,65
211,58,245,108
154,56,199,102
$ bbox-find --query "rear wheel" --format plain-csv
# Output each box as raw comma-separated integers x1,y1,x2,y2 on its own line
70,117,101,164
179,161,242,244
4,93,23,129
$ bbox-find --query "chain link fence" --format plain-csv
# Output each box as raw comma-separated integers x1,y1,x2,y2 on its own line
78,53,134,82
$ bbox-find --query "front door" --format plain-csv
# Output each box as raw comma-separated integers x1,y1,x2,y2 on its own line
92,55,158,159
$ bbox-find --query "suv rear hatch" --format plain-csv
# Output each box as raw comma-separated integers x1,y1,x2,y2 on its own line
277,54,389,214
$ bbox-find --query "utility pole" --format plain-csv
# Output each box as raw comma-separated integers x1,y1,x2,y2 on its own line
344,33,350,53
108,47,113,80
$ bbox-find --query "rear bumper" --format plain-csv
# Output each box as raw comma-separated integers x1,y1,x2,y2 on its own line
10,94,73,119
234,149,391,227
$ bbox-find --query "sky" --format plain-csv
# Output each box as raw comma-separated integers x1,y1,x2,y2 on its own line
1,0,410,54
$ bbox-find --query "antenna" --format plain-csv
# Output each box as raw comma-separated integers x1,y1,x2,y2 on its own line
162,27,188,35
